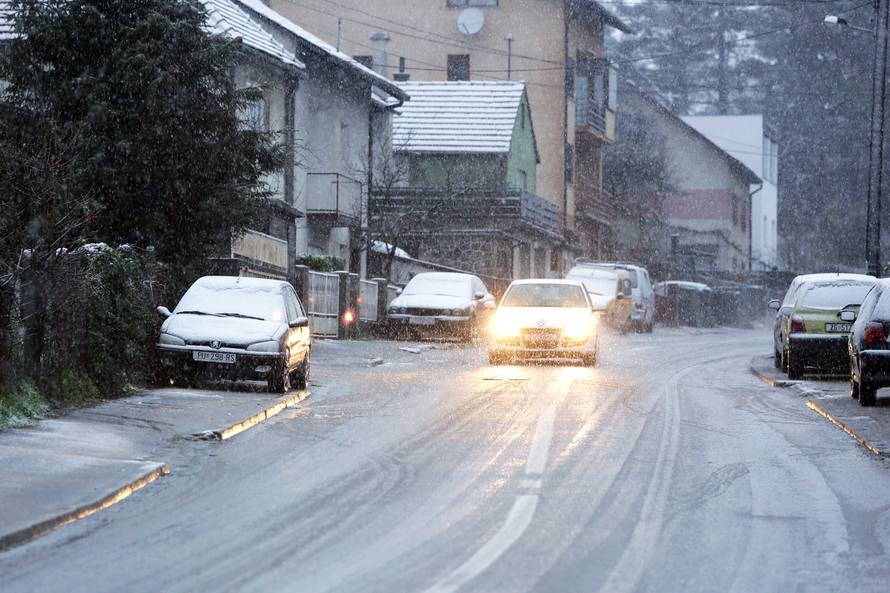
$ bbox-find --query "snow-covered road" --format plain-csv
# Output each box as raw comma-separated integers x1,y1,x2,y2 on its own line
2,327,889,592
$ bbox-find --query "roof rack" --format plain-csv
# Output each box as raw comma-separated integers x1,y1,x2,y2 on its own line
572,258,647,269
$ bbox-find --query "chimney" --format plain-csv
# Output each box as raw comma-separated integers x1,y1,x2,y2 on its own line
393,57,410,82
370,31,390,79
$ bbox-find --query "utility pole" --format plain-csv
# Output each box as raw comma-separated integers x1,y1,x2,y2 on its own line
336,17,342,52
867,0,889,276
505,34,513,80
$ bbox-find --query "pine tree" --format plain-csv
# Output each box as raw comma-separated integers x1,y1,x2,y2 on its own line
0,0,285,286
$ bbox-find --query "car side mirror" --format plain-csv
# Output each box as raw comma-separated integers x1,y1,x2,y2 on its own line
290,316,310,328
157,306,172,318
840,310,857,322
617,292,626,300
767,299,780,311
474,291,485,300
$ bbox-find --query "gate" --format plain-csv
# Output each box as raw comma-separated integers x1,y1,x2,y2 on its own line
306,271,340,338
358,279,379,322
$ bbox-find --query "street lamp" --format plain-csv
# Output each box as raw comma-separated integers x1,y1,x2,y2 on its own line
825,7,887,276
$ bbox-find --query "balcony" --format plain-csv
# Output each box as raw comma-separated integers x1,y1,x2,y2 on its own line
575,187,616,227
369,187,563,240
232,229,289,271
305,172,363,227
577,104,615,143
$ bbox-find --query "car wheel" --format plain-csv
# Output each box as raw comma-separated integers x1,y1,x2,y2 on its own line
851,376,860,400
268,359,290,394
787,351,803,380
645,320,654,333
782,348,790,373
774,348,782,370
291,356,309,390
860,381,877,407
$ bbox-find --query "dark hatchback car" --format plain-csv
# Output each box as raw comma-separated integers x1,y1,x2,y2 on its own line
156,276,312,393
847,279,890,406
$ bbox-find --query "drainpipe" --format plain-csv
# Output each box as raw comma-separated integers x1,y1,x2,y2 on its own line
562,0,570,252
748,183,763,272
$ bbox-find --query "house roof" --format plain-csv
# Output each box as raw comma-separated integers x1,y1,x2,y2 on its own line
234,0,408,102
202,0,303,69
393,81,536,156
622,80,761,186
574,0,633,34
0,0,304,70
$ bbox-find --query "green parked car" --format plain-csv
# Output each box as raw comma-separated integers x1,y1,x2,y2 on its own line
769,275,876,379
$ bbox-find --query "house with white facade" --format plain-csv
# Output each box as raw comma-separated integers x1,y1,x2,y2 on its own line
233,0,408,276
683,115,780,271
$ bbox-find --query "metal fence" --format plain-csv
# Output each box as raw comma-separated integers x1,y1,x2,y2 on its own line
386,284,401,307
306,271,340,338
358,279,378,322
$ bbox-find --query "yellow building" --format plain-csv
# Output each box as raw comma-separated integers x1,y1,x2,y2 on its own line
267,0,629,270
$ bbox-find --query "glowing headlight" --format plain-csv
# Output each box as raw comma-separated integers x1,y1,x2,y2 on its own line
562,314,595,339
491,314,520,338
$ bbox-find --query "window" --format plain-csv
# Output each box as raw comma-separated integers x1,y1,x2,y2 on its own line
518,169,528,190
564,143,573,184
447,0,497,6
447,54,470,81
353,55,372,69
240,95,268,132
608,65,618,111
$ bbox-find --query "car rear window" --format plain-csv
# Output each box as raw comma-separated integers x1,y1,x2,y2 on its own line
800,281,874,310
501,284,588,308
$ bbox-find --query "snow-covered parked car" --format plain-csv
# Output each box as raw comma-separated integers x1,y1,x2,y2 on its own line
387,272,496,340
156,276,311,392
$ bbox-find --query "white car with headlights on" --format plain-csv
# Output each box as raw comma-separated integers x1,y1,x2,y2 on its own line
488,279,598,366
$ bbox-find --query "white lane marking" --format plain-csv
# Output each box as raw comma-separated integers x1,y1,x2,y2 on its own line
525,405,557,477
422,494,539,593
520,479,542,489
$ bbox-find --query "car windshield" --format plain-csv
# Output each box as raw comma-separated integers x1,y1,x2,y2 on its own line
800,281,874,310
575,276,617,296
501,284,588,308
174,284,286,322
403,276,471,298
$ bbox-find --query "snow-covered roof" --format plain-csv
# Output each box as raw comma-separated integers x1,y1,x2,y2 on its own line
234,0,407,101
0,1,304,70
202,0,302,69
393,81,530,154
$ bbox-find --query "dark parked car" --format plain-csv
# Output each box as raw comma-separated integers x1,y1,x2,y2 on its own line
156,276,312,393
847,280,890,406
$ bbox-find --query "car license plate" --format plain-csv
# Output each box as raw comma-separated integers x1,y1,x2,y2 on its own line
193,350,236,364
825,323,852,333
409,316,435,326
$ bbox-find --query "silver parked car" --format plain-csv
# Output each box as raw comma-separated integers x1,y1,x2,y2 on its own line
156,276,312,393
568,261,656,332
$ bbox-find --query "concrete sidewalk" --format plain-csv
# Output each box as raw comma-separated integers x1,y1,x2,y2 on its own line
0,337,462,552
750,354,890,456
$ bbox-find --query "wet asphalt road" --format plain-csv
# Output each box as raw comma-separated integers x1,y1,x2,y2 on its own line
2,326,890,592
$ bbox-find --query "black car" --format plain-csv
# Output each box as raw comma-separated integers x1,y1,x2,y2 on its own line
847,279,890,406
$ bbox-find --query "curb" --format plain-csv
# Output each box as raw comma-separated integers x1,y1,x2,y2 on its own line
195,389,310,441
749,364,796,388
805,399,885,457
0,463,170,553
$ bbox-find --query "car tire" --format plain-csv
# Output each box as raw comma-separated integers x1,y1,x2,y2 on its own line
645,320,654,333
774,349,782,370
782,348,790,373
291,356,309,390
860,381,877,407
851,376,860,400
268,360,290,394
787,351,804,380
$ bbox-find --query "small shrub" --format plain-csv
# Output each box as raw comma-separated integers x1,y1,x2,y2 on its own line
0,380,49,429
295,254,346,273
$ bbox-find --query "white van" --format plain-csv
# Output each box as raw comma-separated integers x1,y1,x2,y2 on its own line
567,262,656,332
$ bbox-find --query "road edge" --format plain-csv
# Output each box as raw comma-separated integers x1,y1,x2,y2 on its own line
749,360,795,388
0,463,170,553
804,399,885,457
198,389,311,441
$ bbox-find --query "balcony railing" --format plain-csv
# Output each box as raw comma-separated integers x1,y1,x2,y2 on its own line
369,186,563,239
305,172,363,225
576,104,615,142
575,187,616,226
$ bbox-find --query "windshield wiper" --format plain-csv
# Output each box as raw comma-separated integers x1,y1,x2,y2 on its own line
217,313,265,321
177,310,220,316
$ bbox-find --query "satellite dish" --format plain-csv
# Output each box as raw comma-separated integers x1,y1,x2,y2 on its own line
457,8,485,36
